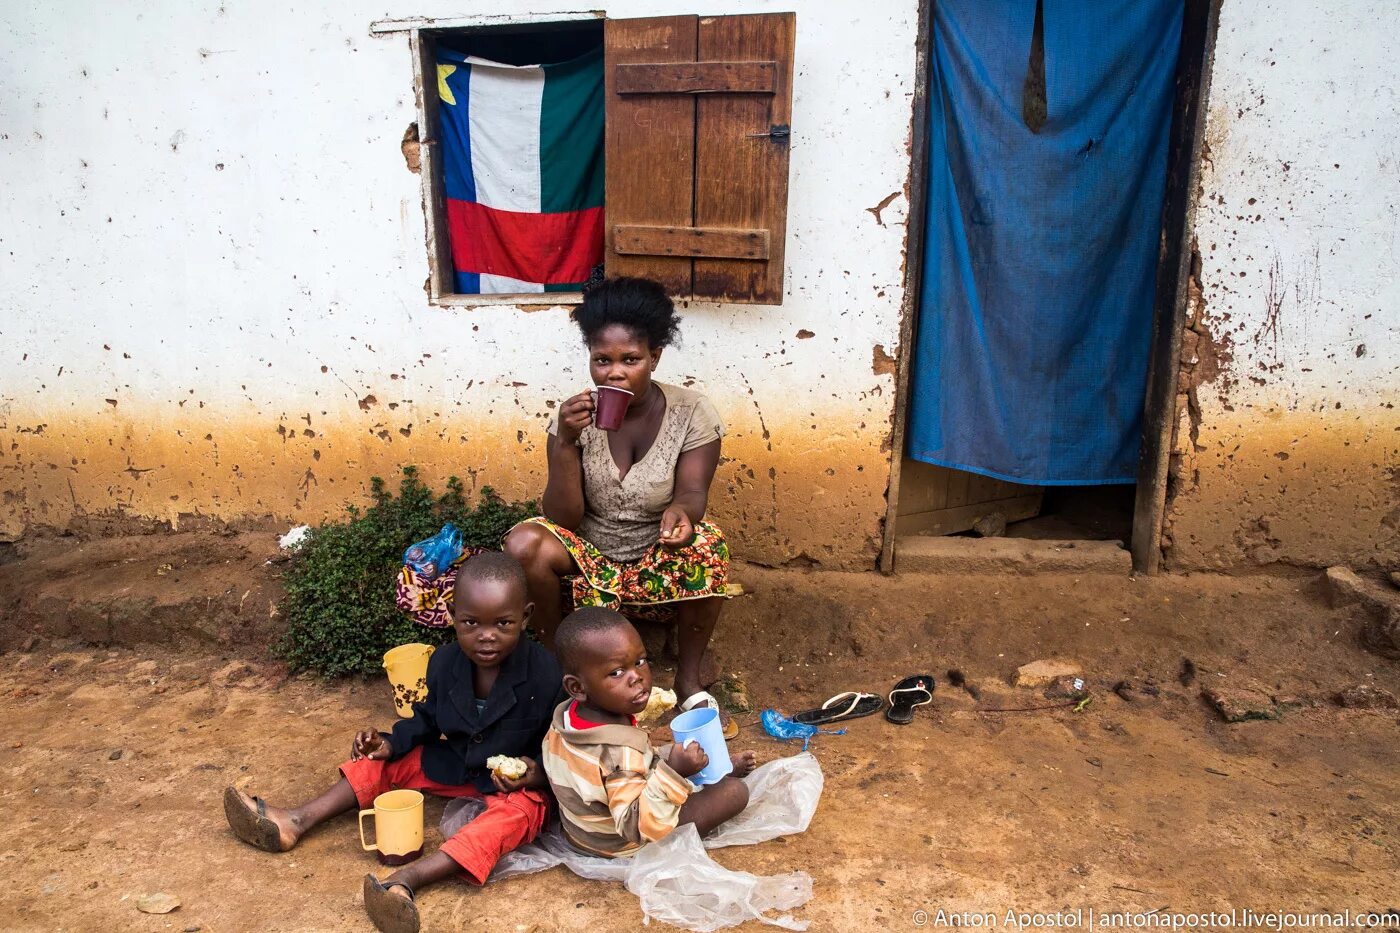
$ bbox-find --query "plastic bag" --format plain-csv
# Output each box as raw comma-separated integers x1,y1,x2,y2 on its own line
628,824,812,932
701,748,824,848
402,523,463,580
760,709,844,752
440,753,823,930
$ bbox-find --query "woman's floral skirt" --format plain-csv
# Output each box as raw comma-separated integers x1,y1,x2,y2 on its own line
517,517,729,616
393,520,729,628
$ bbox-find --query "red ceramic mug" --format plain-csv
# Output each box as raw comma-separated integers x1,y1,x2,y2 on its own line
592,386,634,431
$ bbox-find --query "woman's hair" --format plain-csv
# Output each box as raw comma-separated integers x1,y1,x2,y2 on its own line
571,277,681,350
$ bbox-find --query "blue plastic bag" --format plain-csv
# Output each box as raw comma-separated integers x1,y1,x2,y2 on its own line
761,709,845,752
403,523,463,581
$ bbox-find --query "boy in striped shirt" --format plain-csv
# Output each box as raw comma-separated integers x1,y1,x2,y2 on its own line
541,608,756,857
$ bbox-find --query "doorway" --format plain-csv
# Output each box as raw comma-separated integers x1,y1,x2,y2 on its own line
883,0,1220,571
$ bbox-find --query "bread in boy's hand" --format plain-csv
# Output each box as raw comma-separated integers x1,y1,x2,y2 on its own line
487,755,528,780
637,686,678,725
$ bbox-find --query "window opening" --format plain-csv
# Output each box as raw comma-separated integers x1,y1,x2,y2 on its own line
400,13,795,306
425,21,605,298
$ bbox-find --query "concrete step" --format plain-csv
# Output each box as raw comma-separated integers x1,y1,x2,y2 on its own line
894,535,1132,575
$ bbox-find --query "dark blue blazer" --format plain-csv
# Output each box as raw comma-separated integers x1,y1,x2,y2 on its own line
385,639,566,792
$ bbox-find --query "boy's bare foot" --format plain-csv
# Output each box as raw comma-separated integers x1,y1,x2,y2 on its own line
730,750,758,778
364,874,420,933
222,786,301,852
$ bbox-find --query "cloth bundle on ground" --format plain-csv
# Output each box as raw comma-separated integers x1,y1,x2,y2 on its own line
394,546,485,628
441,752,824,931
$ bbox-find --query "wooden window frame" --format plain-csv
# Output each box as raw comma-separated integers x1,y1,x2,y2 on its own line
376,11,794,307
376,12,605,308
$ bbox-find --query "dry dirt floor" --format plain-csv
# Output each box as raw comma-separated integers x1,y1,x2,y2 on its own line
2,531,1399,932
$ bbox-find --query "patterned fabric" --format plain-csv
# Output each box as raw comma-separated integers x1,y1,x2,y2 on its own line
516,516,729,612
394,545,487,629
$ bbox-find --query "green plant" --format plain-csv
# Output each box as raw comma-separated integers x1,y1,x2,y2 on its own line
275,466,536,678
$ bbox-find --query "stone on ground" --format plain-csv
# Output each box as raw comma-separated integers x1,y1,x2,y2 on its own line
1202,685,1279,723
972,511,1007,537
1324,566,1368,607
710,675,753,713
212,660,255,687
136,893,180,914
1014,658,1082,688
1322,567,1400,660
1363,607,1400,661
1335,684,1399,709
1113,679,1162,703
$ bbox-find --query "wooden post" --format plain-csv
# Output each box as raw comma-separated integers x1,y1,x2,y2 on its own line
1130,0,1222,574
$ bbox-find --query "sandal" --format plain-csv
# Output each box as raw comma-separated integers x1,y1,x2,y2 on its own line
680,690,741,739
792,691,884,725
223,786,285,852
886,675,935,724
364,875,420,933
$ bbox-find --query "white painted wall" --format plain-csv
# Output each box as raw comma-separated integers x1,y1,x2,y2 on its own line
1166,0,1400,569
0,0,920,567
6,0,1396,571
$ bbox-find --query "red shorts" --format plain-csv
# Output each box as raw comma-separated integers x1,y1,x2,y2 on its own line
340,747,549,884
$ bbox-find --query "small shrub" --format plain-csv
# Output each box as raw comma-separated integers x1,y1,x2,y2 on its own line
275,466,536,678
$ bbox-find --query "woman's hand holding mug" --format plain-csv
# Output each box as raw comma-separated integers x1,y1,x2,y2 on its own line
556,390,596,444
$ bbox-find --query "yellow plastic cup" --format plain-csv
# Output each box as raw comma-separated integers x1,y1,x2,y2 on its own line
358,789,425,865
383,643,435,717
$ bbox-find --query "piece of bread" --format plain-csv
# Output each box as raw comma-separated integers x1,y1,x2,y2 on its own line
637,686,678,724
487,755,528,780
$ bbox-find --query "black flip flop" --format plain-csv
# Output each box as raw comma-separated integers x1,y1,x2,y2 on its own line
223,786,284,852
886,675,934,724
364,875,420,933
792,691,884,725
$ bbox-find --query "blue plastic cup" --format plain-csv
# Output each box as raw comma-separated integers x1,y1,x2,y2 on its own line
669,706,732,787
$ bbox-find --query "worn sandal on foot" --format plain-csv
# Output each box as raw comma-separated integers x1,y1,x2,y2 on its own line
886,675,934,724
680,690,741,739
364,875,419,933
223,786,285,852
792,691,884,725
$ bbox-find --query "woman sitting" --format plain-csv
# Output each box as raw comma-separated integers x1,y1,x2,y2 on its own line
504,276,735,734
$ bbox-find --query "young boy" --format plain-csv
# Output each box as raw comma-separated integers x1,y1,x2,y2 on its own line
541,607,756,857
223,552,564,933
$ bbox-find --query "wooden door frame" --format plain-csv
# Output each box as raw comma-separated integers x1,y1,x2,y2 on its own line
877,0,934,573
879,0,1222,574
1130,0,1222,573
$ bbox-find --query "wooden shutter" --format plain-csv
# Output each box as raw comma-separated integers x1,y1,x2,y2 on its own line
604,13,795,304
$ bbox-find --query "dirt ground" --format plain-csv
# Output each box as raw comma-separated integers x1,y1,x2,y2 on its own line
2,530,1399,932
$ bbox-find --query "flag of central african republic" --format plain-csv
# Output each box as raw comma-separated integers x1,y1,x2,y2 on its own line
435,47,604,295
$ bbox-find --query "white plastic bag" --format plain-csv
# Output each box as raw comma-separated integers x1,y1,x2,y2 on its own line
703,749,824,849
627,824,812,931
439,752,823,930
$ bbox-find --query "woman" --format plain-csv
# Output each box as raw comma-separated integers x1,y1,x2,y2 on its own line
504,277,735,733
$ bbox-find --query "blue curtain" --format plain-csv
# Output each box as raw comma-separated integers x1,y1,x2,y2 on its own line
907,0,1183,485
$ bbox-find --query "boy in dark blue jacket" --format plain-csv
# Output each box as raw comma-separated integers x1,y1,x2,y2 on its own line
224,552,564,933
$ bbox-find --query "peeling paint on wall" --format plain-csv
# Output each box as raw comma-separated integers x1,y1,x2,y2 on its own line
401,122,422,175
0,0,922,569
1164,0,1400,571
0,402,891,567
5,0,1395,572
